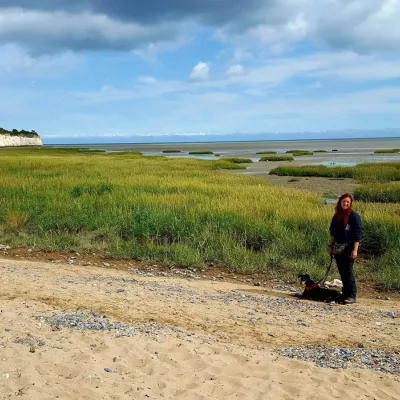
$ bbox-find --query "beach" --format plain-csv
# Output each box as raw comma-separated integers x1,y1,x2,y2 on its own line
0,255,399,399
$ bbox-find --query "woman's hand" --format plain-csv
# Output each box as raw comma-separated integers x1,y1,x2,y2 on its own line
350,250,358,259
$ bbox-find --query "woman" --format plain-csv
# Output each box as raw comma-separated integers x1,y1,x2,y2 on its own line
329,193,362,305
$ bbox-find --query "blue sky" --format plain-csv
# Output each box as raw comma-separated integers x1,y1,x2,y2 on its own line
1,0,400,143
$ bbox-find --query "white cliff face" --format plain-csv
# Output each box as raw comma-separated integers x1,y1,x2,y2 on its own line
0,134,43,147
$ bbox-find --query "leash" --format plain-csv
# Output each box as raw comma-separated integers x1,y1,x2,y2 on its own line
316,256,334,285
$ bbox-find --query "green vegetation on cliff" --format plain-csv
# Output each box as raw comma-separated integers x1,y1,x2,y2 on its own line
0,127,39,138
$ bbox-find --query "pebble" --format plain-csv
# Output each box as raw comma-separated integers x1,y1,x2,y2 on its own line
37,312,180,337
382,311,397,319
116,288,125,293
104,368,112,373
279,345,400,375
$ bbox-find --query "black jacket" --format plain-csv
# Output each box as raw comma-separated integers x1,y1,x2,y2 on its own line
330,211,362,244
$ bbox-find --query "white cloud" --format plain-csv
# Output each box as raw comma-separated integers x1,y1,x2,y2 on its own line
189,62,210,81
226,64,244,76
0,44,80,77
312,0,400,52
73,51,400,106
216,0,400,55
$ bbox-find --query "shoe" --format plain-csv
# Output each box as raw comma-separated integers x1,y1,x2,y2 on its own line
344,297,356,305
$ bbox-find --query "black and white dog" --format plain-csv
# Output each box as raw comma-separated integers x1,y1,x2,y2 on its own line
293,274,342,303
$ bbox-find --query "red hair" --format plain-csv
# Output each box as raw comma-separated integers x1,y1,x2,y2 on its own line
335,193,353,226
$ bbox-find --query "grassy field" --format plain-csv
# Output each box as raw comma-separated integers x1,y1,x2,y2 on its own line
0,148,399,289
355,183,400,203
270,163,400,203
270,163,400,183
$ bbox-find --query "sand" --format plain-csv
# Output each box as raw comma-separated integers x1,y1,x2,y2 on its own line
1,257,399,399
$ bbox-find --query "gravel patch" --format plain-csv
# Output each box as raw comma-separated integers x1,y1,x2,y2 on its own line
37,312,181,338
278,345,400,375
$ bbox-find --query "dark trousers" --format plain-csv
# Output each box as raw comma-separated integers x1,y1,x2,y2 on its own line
334,250,357,299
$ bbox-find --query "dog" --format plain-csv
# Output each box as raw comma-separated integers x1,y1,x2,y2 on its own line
292,274,342,303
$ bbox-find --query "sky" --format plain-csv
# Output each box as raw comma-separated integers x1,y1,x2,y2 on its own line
1,0,400,143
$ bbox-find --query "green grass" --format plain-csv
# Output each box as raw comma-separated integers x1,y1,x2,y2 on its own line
79,149,106,153
256,151,277,155
270,163,400,183
355,183,400,203
224,158,253,164
0,148,399,289
323,192,338,200
189,151,214,155
314,150,327,153
162,150,182,153
259,156,294,162
285,150,313,156
374,149,400,154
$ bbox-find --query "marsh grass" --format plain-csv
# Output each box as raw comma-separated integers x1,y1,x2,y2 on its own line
162,150,182,153
355,183,400,203
270,163,400,183
285,150,313,156
79,149,106,153
4,211,29,232
259,156,294,162
224,158,253,164
189,151,214,155
374,149,400,154
0,148,399,288
256,151,277,155
314,150,327,153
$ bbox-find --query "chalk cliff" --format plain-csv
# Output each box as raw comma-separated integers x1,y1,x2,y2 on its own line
0,134,43,147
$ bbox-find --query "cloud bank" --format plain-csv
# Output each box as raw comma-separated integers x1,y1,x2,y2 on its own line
1,1,400,54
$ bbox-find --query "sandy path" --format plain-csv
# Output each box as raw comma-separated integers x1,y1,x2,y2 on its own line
0,258,399,399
